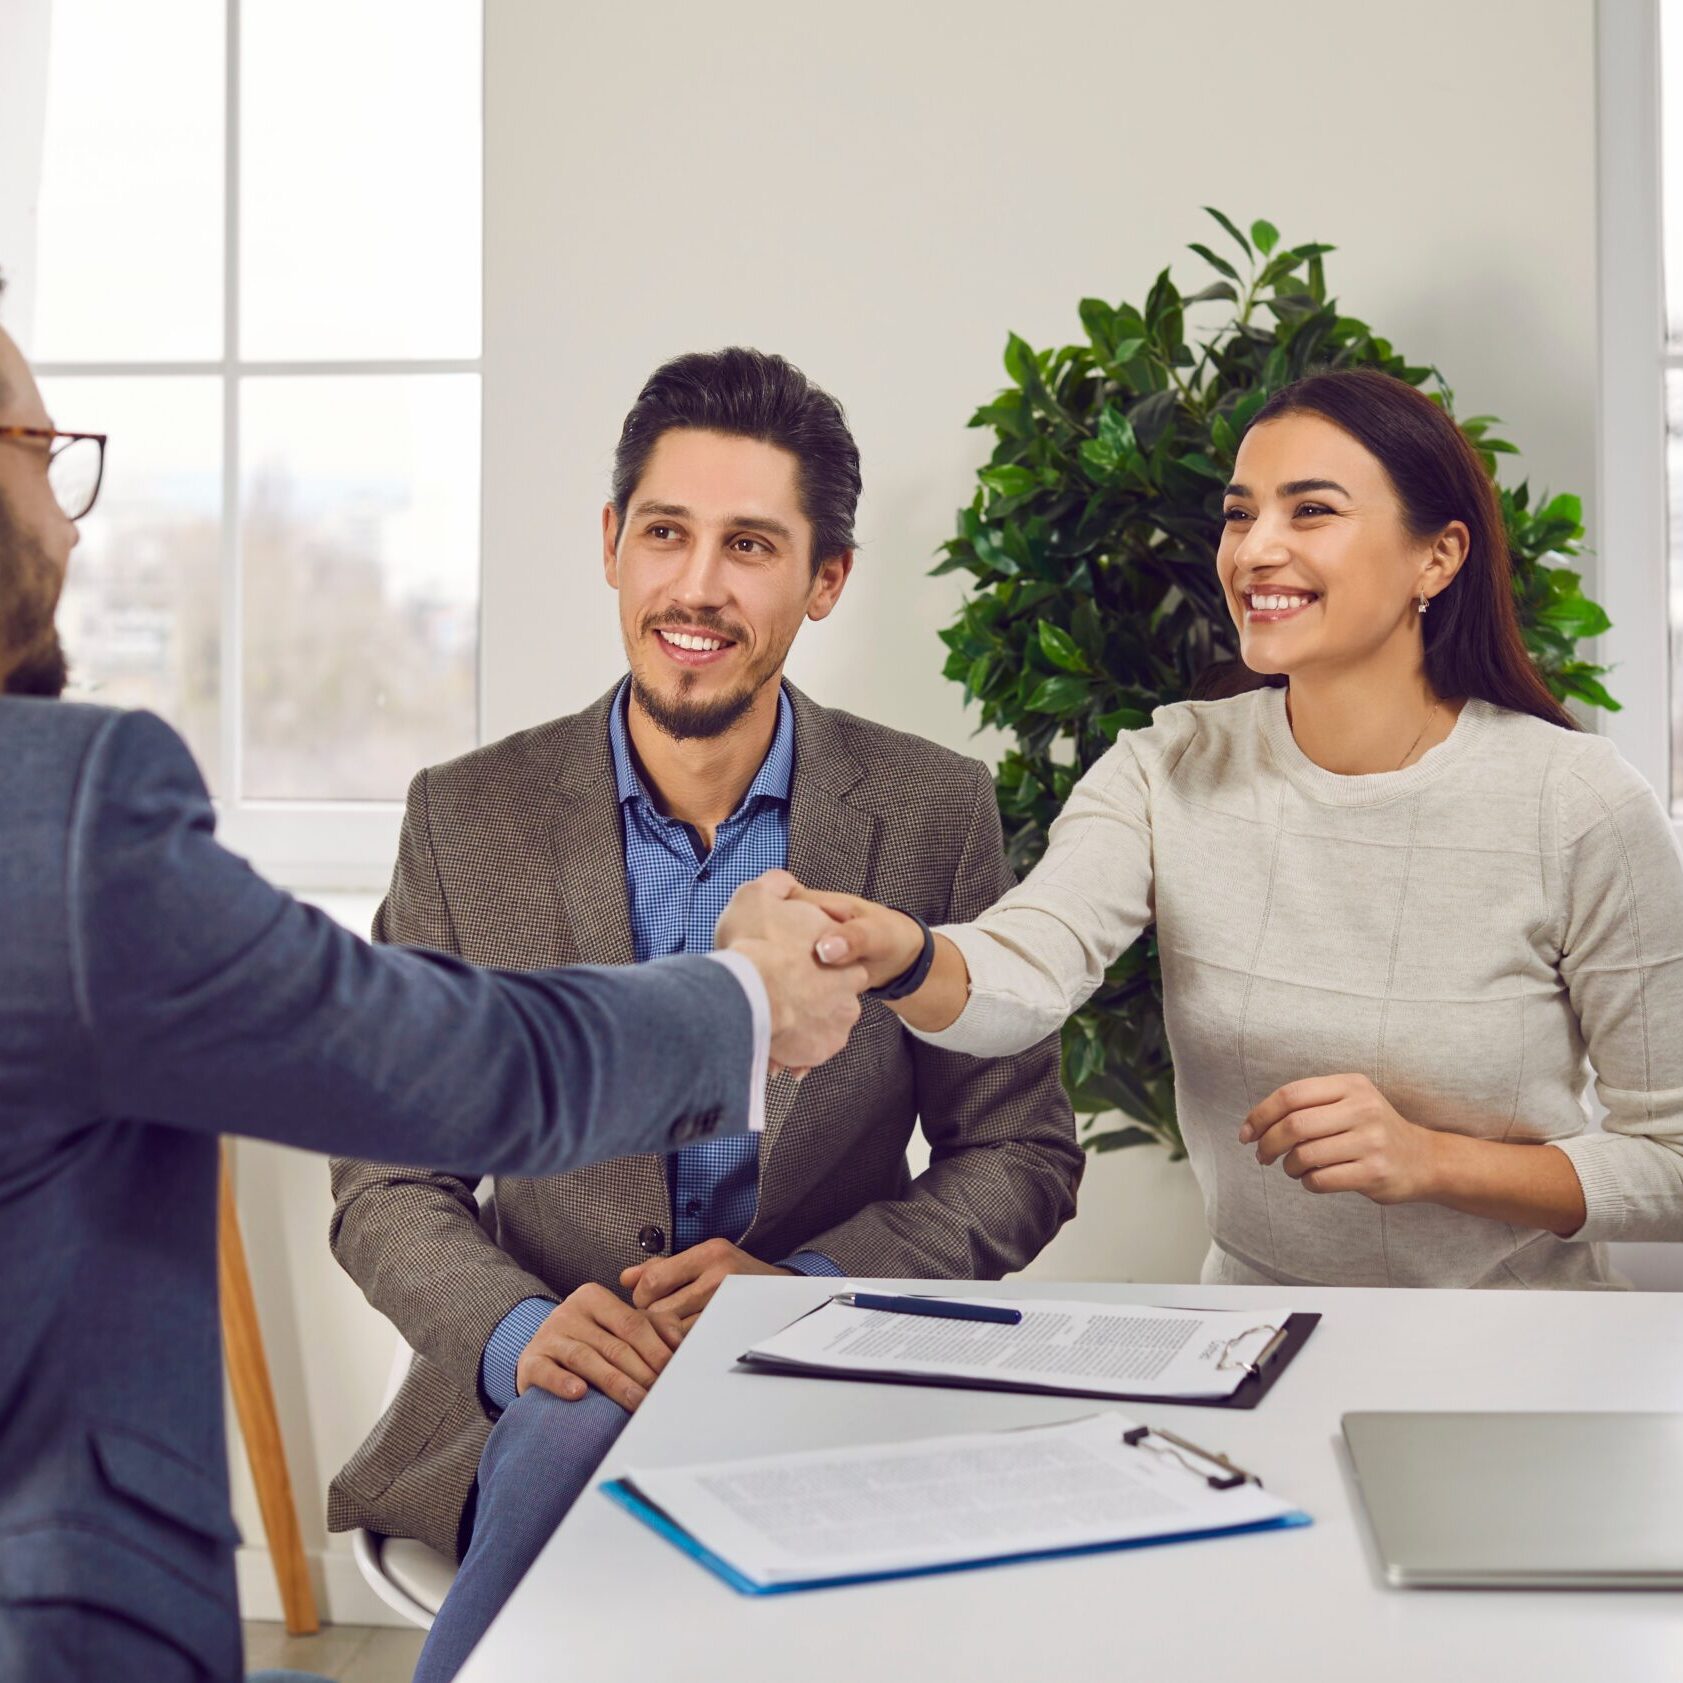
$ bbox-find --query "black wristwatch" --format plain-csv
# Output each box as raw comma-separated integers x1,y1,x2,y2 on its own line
863,911,936,1002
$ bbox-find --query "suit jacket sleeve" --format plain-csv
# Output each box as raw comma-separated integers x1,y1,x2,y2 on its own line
795,761,1084,1278
329,766,562,1402
75,708,754,1177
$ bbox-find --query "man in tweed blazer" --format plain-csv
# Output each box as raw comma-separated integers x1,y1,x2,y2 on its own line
327,349,1080,1679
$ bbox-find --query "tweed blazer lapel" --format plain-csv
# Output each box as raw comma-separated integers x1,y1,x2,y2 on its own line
545,689,636,968
750,686,877,1195
542,686,665,1211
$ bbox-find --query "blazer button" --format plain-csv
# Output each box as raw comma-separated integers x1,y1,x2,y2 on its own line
637,1225,666,1255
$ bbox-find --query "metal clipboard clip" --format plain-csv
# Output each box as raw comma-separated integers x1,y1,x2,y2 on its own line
1121,1423,1261,1490
1214,1321,1290,1378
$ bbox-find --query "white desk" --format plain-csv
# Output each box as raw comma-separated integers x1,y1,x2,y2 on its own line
460,1279,1683,1682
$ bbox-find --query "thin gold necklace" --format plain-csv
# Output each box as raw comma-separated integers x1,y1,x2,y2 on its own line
1396,699,1441,770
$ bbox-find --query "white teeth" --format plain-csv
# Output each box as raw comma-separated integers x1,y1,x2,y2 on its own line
663,630,726,651
1249,593,1315,612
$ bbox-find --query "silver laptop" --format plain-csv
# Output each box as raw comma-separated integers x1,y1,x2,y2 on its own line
1342,1412,1683,1588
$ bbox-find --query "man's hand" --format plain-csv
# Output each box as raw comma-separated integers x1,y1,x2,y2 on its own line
717,870,868,1071
1240,1074,1444,1205
621,1238,789,1331
514,1283,683,1412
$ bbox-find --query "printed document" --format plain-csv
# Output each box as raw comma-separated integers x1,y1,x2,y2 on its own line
619,1411,1301,1587
741,1298,1294,1400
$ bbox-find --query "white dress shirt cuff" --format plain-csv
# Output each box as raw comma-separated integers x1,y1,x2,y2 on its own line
705,948,770,1133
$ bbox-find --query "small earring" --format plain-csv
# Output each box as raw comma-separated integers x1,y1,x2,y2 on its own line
1417,594,1429,616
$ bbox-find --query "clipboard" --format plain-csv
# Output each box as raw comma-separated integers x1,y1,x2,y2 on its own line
600,1416,1311,1595
736,1307,1320,1411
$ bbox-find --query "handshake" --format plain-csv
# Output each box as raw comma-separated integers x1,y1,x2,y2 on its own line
715,869,932,1071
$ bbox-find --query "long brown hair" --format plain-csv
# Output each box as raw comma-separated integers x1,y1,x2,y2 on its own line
1198,367,1575,730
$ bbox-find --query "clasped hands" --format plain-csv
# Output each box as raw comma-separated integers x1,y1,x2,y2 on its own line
515,1241,792,1409
713,871,930,1070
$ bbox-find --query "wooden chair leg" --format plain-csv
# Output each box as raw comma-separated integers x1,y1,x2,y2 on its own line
219,1142,321,1636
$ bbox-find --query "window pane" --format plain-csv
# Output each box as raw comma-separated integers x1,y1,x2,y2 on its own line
34,0,223,361
240,375,479,800
240,0,482,361
41,376,224,786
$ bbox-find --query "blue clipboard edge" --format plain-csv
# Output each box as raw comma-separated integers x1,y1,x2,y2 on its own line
601,1477,1311,1597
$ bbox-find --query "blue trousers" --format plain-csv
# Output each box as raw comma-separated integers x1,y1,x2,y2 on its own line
413,1385,631,1683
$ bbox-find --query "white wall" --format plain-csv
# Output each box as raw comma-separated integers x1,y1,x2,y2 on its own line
0,0,50,341
231,0,1603,1622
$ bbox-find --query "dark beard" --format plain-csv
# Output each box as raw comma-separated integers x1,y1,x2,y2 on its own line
630,670,765,742
0,498,68,698
4,632,68,697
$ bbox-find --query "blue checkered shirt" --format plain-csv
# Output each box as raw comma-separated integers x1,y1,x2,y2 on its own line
480,681,842,1410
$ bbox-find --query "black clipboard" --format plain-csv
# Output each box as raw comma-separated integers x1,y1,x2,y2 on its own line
737,1307,1319,1411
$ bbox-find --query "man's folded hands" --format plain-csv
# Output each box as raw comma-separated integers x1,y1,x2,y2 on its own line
514,1283,682,1412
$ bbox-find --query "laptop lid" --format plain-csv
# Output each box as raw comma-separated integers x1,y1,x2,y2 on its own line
1342,1412,1683,1589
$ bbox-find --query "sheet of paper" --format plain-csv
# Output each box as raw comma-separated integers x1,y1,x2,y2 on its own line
743,1298,1295,1400
623,1411,1298,1586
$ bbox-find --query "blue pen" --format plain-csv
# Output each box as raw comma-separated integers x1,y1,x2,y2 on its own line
833,1292,1022,1325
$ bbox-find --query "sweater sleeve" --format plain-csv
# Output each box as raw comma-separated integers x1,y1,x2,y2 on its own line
908,706,1190,1057
1548,738,1683,1243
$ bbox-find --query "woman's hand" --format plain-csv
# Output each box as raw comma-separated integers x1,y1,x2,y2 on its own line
795,889,927,992
1240,1074,1444,1205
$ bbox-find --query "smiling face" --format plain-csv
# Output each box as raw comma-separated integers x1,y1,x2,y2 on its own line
1217,411,1466,683
603,427,851,740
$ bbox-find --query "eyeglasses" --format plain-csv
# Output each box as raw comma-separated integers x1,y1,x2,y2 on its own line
0,426,108,522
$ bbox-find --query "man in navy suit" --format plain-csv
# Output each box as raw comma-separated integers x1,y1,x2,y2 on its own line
0,318,867,1683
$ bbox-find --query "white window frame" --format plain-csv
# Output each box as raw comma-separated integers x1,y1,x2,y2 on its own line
30,0,484,889
1596,0,1681,841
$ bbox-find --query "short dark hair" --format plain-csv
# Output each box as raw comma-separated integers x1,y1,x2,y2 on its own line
611,347,861,573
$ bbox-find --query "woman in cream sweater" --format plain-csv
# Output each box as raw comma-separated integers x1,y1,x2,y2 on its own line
811,368,1683,1288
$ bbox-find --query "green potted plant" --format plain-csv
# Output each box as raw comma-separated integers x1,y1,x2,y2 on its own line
936,210,1616,1158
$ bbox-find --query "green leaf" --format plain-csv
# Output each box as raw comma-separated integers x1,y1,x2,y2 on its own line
978,463,1037,498
1085,1125,1160,1154
1537,492,1584,529
1078,297,1117,347
1203,206,1252,258
1098,404,1137,456
1537,596,1612,640
1079,437,1120,480
1108,336,1147,366
1036,620,1090,673
1250,218,1280,256
1186,242,1241,282
1024,674,1092,716
1210,413,1239,457
1176,451,1228,482
1554,669,1622,712
1003,331,1035,388
1184,281,1239,307
1095,706,1151,740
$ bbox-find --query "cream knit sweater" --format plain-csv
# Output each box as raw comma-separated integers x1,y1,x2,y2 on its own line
915,689,1683,1288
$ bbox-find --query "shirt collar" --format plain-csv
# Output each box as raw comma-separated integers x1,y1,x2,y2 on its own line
608,678,795,820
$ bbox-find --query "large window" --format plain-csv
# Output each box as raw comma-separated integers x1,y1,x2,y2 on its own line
23,0,482,881
1598,0,1682,829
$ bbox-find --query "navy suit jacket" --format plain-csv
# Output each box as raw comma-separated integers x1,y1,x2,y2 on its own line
0,700,754,1679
